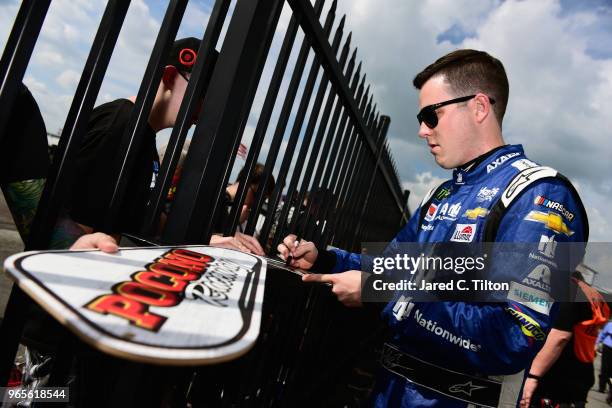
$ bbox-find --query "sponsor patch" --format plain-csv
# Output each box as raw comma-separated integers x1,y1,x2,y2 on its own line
464,207,489,220
424,203,439,222
435,187,451,201
534,195,575,222
505,305,546,341
421,224,434,231
507,281,553,315
538,234,557,258
450,224,476,242
522,264,551,292
511,159,537,171
486,152,520,173
524,211,574,236
476,187,499,202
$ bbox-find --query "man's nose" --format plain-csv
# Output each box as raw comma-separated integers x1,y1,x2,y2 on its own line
418,121,432,139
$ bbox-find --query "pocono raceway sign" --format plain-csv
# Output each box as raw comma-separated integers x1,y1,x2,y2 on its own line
4,246,265,365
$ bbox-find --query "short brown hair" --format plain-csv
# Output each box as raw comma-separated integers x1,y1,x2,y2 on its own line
413,49,509,126
237,163,275,198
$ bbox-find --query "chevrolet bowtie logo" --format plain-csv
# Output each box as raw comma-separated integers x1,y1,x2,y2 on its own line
525,211,574,236
448,381,487,396
464,207,489,220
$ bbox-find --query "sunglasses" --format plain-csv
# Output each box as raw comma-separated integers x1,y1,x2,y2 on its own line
417,94,495,129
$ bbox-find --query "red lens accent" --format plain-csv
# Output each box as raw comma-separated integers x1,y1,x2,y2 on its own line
179,48,196,66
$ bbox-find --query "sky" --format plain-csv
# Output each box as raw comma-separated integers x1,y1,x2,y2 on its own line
0,0,611,250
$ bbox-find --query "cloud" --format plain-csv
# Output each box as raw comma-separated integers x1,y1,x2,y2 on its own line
402,171,446,214
56,69,81,89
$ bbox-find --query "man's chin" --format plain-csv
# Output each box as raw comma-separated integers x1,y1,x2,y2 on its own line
433,155,453,170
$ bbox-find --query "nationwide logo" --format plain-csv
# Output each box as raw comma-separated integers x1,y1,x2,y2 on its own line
522,264,551,292
505,305,546,341
392,295,415,321
464,207,489,220
476,186,499,202
450,224,476,242
538,234,557,258
486,152,520,173
534,195,575,222
435,187,451,201
525,211,574,236
414,308,481,351
456,172,464,184
424,203,439,222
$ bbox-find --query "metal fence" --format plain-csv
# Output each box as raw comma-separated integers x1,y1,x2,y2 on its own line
0,0,409,404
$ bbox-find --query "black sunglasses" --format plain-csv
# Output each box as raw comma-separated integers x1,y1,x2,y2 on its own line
417,94,495,129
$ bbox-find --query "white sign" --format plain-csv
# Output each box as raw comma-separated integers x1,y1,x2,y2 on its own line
4,246,266,366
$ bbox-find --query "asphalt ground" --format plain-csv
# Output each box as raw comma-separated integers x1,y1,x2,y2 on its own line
0,190,609,406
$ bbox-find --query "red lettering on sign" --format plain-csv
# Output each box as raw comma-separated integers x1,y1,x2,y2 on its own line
116,282,179,307
149,262,201,281
86,294,166,331
158,254,208,272
133,271,188,292
171,249,213,264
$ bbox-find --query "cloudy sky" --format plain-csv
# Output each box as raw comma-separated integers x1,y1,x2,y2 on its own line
1,0,611,247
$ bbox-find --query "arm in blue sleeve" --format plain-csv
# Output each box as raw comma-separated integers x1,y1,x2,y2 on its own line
382,178,586,374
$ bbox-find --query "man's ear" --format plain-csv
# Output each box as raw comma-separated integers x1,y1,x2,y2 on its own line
162,65,179,88
474,93,491,124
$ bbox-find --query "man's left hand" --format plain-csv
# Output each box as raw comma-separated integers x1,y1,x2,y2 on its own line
520,377,538,408
302,270,363,307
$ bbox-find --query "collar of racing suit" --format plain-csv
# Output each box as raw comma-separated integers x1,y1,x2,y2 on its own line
452,144,524,186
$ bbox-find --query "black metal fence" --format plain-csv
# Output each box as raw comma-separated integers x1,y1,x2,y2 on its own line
0,0,409,404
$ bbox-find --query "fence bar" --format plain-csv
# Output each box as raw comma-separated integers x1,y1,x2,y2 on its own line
163,0,284,244
0,0,50,146
104,0,189,231
271,17,348,245
223,1,320,236
286,0,405,216
300,35,352,241
242,1,331,239
141,0,231,236
252,3,338,243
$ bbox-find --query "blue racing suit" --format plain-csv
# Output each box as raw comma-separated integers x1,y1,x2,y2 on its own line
326,145,588,407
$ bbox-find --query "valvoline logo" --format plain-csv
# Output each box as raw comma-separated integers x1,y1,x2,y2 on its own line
450,224,476,242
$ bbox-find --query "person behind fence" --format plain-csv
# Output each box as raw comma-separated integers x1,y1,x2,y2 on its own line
63,37,262,254
278,49,589,407
160,140,274,238
520,272,610,407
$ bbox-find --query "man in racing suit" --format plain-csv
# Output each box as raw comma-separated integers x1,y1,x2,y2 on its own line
278,49,588,407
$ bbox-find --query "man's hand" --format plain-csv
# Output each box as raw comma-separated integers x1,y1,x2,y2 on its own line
210,232,264,255
70,232,118,253
302,270,363,307
277,234,318,270
520,377,538,408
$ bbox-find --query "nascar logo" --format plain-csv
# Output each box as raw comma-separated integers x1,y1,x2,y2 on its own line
524,211,574,236
534,195,575,222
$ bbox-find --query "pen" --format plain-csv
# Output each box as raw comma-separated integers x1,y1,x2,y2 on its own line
285,238,299,266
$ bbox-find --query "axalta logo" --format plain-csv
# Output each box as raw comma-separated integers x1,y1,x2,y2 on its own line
486,152,520,173
414,308,481,351
464,207,488,220
522,264,551,292
505,306,546,341
525,211,574,236
476,187,499,202
450,224,476,242
534,196,575,222
424,203,438,222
